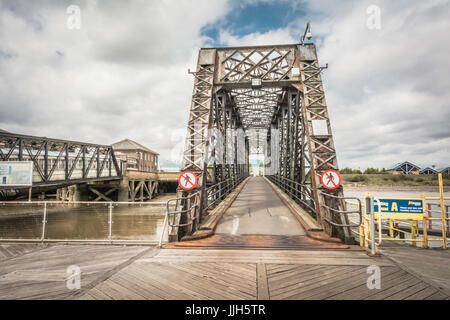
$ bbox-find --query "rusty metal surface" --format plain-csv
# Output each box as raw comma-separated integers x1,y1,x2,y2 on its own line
176,43,348,242
173,234,349,249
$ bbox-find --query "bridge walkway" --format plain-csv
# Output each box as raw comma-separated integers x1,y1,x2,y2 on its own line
174,176,347,249
0,243,448,300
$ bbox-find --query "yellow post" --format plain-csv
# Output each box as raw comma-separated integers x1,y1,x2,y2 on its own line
364,193,370,249
359,224,364,247
421,193,428,248
411,220,416,247
438,173,447,249
389,219,394,238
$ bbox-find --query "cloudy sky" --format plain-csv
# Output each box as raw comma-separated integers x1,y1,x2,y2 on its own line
0,0,449,170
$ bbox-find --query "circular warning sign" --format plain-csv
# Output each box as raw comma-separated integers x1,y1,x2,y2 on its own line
321,169,341,190
178,171,198,191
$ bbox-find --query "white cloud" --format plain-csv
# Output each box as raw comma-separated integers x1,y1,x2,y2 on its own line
0,0,231,164
219,28,296,46
217,0,450,169
1,0,449,170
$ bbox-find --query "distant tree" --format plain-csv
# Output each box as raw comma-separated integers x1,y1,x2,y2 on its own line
364,168,380,174
341,168,363,174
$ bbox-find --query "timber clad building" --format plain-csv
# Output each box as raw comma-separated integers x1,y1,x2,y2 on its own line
112,139,159,172
388,161,449,175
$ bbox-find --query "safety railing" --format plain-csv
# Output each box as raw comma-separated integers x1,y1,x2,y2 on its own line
318,190,363,228
0,201,170,244
347,195,450,252
204,175,246,212
266,175,316,213
159,174,247,246
165,192,200,229
267,175,363,228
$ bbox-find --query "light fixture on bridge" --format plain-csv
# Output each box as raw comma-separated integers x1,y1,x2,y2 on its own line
301,21,312,45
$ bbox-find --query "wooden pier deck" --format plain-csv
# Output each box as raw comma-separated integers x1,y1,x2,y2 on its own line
0,243,448,300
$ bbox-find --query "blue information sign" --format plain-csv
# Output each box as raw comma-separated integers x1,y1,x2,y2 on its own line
373,198,424,220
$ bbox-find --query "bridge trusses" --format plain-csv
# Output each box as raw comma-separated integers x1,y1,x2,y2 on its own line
177,43,350,241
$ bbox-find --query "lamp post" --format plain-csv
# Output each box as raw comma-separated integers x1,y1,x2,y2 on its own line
301,21,312,45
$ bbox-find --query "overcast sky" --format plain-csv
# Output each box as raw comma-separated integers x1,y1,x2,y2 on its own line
0,0,449,170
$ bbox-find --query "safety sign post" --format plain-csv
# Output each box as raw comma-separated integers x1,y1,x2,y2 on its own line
178,171,198,191
321,169,341,190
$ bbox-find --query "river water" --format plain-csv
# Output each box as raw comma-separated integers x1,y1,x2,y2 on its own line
0,202,169,241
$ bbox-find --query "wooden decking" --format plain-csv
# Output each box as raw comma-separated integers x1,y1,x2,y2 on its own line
0,243,448,300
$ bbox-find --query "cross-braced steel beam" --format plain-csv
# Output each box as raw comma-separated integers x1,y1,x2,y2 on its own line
173,44,351,243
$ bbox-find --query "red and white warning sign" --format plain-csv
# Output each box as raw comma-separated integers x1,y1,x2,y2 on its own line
321,170,341,190
178,171,198,191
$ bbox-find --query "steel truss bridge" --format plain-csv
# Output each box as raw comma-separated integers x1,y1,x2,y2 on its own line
171,43,353,243
0,131,122,187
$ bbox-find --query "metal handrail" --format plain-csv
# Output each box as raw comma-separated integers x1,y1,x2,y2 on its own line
165,191,200,228
162,174,247,237
318,191,363,227
267,175,363,227
266,175,316,212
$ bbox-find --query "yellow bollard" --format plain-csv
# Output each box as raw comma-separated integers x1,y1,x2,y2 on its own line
389,219,394,238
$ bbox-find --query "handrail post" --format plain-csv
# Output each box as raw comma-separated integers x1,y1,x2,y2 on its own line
41,201,47,242
427,203,432,230
158,209,169,248
411,220,417,247
421,194,428,248
446,205,449,234
438,173,447,249
365,194,375,255
108,202,113,243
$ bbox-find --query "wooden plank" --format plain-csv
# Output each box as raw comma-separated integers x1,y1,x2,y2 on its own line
268,265,329,285
405,286,439,300
184,263,256,293
364,276,421,300
134,266,248,299
193,262,256,283
305,266,402,300
286,266,370,300
144,262,255,300
112,272,166,300
386,282,430,300
100,278,147,300
425,291,448,300
133,262,250,300
120,264,195,300
257,263,269,300
270,266,356,299
328,268,406,300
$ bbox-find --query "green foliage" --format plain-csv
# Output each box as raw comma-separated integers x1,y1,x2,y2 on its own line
347,174,369,183
364,167,383,174
341,168,362,174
